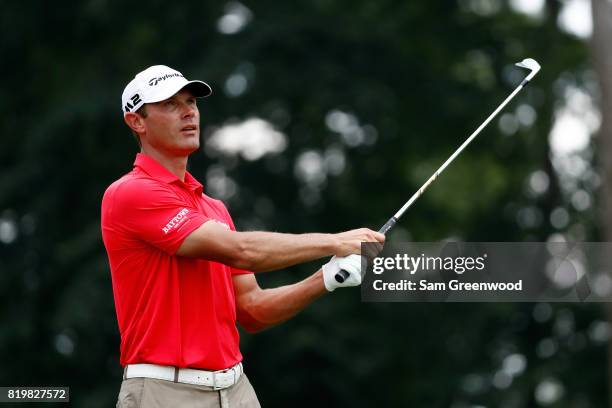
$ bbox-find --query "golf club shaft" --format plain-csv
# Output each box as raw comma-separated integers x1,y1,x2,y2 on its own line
335,76,534,283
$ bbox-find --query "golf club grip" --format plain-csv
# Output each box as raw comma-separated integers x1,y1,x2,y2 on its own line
334,217,398,283
378,217,397,235
335,268,351,283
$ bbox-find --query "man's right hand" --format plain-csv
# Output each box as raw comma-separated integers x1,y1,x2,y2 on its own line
332,228,385,257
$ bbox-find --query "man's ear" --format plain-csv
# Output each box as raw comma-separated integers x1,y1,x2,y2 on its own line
124,112,146,134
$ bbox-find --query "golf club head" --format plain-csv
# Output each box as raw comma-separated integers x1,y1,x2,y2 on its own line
515,58,541,80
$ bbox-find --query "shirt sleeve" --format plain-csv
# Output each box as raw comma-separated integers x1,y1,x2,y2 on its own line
110,179,209,255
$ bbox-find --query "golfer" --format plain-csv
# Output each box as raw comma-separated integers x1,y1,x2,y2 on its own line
101,65,385,408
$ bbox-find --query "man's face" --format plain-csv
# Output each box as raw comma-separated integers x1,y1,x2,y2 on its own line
140,89,200,156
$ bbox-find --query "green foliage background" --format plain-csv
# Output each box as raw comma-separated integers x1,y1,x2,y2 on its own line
0,1,605,406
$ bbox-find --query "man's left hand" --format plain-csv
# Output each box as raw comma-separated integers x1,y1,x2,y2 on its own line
322,254,364,292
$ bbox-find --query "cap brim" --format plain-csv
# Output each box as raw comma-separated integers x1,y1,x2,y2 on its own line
183,80,212,98
141,80,213,105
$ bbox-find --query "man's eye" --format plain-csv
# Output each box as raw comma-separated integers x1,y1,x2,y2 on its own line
165,101,176,107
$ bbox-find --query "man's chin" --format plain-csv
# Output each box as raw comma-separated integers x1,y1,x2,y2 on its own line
180,145,200,156
170,142,200,157
181,137,200,152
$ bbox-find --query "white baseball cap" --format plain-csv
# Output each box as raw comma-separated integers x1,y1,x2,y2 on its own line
121,65,212,113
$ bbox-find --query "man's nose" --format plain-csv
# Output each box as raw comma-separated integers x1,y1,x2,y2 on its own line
182,103,196,118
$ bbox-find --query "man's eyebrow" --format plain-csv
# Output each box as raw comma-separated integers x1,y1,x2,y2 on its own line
154,96,175,104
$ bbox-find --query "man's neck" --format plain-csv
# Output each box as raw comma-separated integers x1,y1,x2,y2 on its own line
140,148,188,182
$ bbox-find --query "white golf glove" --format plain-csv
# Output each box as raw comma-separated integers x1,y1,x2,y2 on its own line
322,254,364,292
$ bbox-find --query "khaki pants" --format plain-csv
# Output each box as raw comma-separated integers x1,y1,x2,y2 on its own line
116,373,261,408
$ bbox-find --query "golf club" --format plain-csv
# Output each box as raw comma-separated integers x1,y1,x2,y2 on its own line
335,58,541,283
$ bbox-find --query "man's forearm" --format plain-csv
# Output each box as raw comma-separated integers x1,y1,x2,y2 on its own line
237,231,337,272
236,271,327,333
177,221,384,272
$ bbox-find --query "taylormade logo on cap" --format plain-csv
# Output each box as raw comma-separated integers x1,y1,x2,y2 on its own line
121,65,212,113
148,72,184,86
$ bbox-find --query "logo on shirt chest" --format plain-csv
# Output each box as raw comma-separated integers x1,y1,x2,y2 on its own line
162,208,190,234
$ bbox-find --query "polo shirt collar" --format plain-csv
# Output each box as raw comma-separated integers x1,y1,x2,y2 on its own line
134,153,204,194
184,171,204,195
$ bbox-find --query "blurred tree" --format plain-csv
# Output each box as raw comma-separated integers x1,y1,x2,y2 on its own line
591,0,612,405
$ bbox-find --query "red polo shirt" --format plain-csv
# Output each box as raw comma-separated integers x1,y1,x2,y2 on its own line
101,153,250,370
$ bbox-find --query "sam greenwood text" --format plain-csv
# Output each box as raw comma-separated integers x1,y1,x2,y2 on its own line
372,280,523,291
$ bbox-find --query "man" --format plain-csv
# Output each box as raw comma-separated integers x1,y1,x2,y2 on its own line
101,65,385,408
